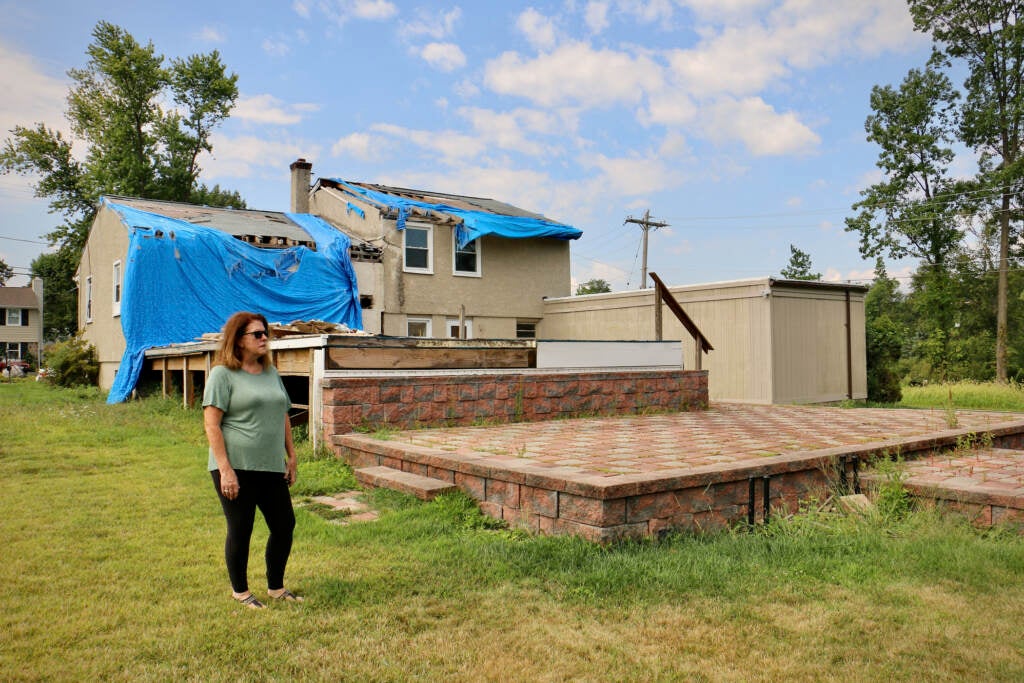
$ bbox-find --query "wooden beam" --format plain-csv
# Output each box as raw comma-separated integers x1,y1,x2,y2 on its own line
327,347,532,370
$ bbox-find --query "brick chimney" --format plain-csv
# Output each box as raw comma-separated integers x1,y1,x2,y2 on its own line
289,158,313,213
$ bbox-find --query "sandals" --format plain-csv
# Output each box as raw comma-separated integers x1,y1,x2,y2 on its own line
234,593,266,609
269,588,304,603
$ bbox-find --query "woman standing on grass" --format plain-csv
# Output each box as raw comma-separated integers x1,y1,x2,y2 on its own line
203,311,303,609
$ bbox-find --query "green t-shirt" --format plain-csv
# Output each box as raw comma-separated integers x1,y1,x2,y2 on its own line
203,364,290,473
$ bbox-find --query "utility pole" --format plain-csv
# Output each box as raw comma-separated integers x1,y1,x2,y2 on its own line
624,209,669,288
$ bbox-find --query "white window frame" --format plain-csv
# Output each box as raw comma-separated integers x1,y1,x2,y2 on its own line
112,260,122,317
453,237,481,277
85,276,93,323
5,308,21,326
403,223,433,274
446,318,473,339
6,342,21,359
406,317,432,338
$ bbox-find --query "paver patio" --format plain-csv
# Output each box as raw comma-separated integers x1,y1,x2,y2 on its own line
335,403,1024,540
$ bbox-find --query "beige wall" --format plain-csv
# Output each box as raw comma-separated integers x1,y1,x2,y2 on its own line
77,208,130,389
541,278,866,405
311,185,572,338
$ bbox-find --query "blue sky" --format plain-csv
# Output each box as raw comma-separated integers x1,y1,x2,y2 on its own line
1,0,936,290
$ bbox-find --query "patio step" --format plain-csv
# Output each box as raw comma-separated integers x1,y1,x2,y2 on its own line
354,465,457,501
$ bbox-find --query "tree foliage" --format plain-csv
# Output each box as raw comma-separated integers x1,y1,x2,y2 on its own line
0,258,12,285
0,21,244,338
779,244,821,280
576,278,612,295
907,0,1024,381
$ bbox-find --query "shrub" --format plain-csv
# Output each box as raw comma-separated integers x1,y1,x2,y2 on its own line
45,336,99,388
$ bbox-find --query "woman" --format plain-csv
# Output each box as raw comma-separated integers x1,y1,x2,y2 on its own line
203,311,302,609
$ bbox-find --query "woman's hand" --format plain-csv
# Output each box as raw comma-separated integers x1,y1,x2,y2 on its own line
285,458,298,487
220,467,240,500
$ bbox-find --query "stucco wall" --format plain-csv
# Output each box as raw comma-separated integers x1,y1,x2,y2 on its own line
77,208,130,389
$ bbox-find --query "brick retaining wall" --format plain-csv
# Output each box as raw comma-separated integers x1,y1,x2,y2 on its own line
322,369,708,435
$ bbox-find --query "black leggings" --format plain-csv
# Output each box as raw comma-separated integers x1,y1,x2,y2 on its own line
211,469,296,594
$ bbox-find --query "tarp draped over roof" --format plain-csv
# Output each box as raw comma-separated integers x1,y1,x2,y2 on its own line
103,198,362,404
330,179,583,248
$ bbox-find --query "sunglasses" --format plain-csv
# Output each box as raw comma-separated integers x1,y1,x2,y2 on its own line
242,330,269,339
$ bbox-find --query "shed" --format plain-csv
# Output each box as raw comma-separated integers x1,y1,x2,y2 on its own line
539,277,867,404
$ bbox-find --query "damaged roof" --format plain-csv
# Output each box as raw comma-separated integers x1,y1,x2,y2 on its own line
102,196,316,246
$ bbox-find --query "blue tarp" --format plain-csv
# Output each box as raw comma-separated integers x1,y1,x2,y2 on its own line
103,198,362,404
331,179,583,248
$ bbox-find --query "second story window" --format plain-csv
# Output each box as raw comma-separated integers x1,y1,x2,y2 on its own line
85,276,93,323
403,224,433,274
454,238,481,276
112,260,122,317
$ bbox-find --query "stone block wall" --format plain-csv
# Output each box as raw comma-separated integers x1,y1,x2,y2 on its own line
322,369,708,435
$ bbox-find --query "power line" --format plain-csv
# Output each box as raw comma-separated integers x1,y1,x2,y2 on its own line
624,209,668,289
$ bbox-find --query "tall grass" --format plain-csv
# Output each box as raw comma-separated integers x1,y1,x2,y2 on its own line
2,380,1023,681
900,380,1024,412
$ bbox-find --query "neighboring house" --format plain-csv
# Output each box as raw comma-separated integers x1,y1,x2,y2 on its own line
77,196,362,401
540,277,868,404
0,278,44,367
299,161,583,339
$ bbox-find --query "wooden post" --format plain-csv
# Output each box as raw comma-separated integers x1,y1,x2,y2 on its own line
654,284,663,341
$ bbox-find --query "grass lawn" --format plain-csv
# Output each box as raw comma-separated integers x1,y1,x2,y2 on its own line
2,380,1023,681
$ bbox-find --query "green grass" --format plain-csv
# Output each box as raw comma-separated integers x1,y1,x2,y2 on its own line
3,380,1024,681
899,380,1024,412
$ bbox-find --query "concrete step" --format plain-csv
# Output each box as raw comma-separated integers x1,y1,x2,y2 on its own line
354,465,457,501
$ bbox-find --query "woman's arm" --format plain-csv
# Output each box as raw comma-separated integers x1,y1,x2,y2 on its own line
284,413,298,486
204,405,239,499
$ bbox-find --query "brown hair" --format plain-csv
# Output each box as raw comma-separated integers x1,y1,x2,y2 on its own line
215,311,272,370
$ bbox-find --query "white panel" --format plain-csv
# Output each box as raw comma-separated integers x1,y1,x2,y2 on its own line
536,341,681,368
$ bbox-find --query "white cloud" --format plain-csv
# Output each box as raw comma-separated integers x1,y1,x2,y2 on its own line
453,79,481,99
419,42,466,72
201,134,319,179
516,8,558,51
262,39,290,57
701,97,820,156
195,26,225,43
350,0,398,20
585,1,611,34
484,42,662,108
587,152,684,195
640,89,698,126
679,0,772,21
658,131,690,158
457,107,545,157
331,132,376,160
370,123,486,162
400,7,461,40
292,0,311,19
0,43,68,138
233,94,319,125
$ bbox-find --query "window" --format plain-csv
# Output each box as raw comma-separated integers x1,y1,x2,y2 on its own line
6,343,21,360
407,318,432,337
516,320,537,339
453,238,481,276
446,318,472,339
112,260,122,317
85,276,93,323
5,308,21,326
403,224,433,273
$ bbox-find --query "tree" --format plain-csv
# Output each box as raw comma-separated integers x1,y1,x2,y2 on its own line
845,62,965,376
865,259,905,402
30,251,79,338
0,258,12,285
576,278,612,295
779,244,821,280
1,21,244,338
909,1,1024,381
